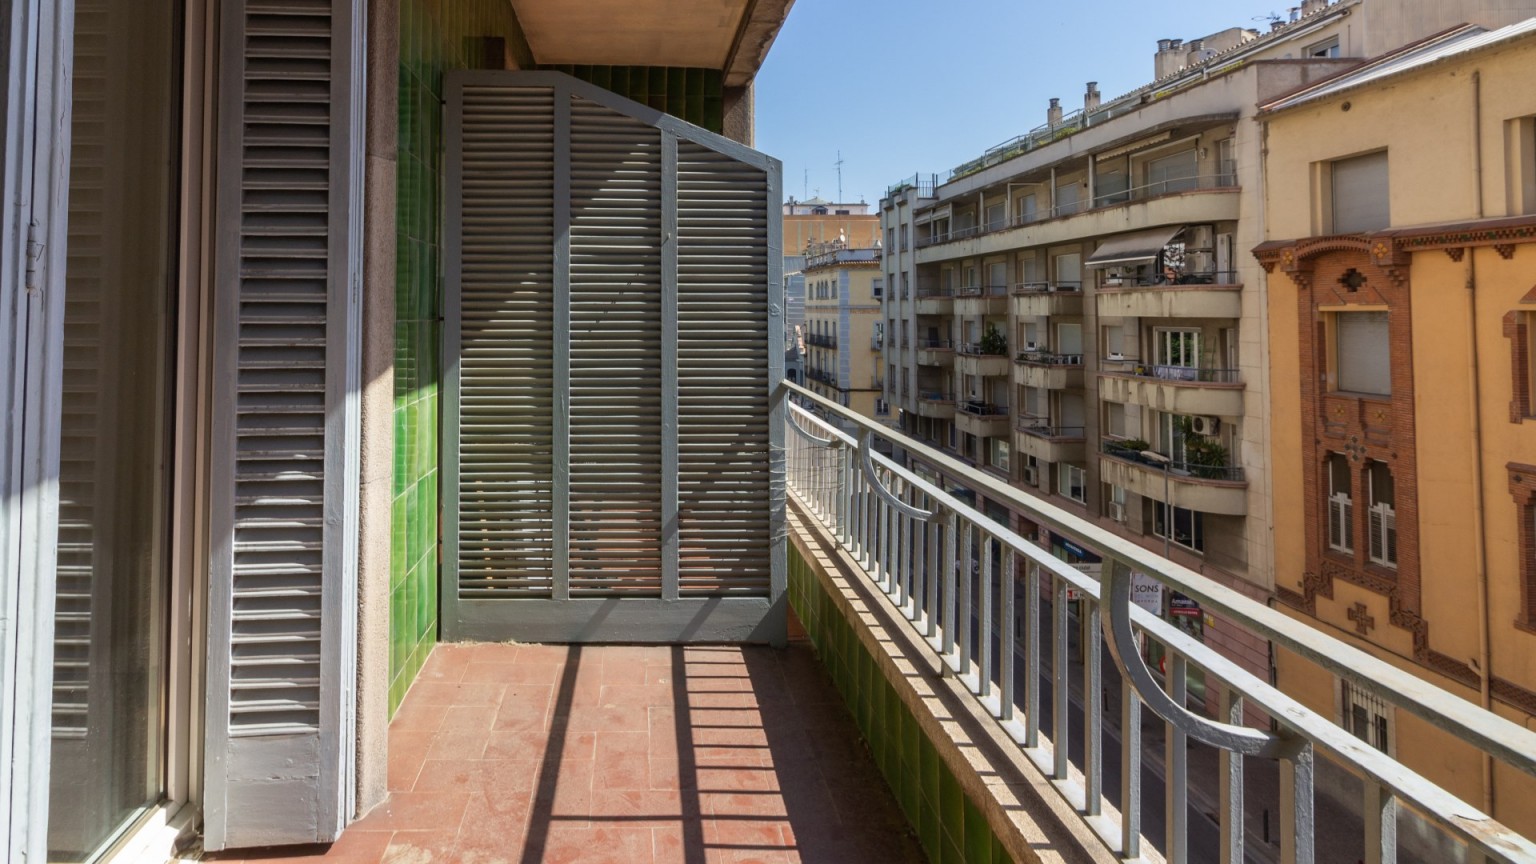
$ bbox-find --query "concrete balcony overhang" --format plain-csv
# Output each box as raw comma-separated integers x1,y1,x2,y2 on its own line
954,292,1008,317
956,353,1010,378
1097,370,1245,417
955,407,1010,438
916,396,956,419
916,345,954,367
1014,424,1087,464
1014,359,1085,390
1013,288,1083,318
1095,283,1243,319
916,188,1241,265
511,0,796,87
914,294,953,315
1098,450,1248,515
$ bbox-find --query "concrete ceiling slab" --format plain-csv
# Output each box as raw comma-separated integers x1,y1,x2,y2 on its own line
509,0,795,85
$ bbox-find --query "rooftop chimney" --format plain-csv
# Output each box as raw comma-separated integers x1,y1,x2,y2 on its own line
1084,82,1101,114
1289,6,1300,21
1047,97,1063,128
1271,18,1285,31
1157,38,1172,51
1300,0,1327,15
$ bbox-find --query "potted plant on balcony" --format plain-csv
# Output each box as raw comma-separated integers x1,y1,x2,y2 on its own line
979,325,1008,357
1176,417,1230,479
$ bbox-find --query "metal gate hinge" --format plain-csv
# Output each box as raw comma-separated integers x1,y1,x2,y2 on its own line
24,219,44,294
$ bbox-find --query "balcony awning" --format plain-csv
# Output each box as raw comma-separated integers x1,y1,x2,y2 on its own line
1085,226,1184,268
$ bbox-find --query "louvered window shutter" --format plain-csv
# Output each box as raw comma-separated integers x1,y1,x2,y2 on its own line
204,0,362,849
445,73,783,642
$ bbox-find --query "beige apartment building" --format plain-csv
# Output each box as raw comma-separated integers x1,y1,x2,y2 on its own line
804,243,887,425
879,0,1536,685
1254,17,1536,836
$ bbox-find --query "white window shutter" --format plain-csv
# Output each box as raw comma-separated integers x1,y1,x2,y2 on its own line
204,0,362,849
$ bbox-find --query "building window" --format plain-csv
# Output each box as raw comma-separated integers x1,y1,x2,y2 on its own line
1104,403,1126,438
1508,116,1536,216
1107,484,1127,522
989,438,1010,473
1306,36,1340,58
1059,463,1087,504
1513,465,1536,630
1332,311,1391,395
1016,193,1037,224
1329,150,1390,233
1153,502,1204,552
984,202,1005,231
1327,452,1354,555
1509,310,1535,420
1156,328,1201,372
1367,461,1397,569
1341,678,1391,753
871,278,883,299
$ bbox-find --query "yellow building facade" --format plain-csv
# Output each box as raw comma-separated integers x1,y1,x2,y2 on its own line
1255,20,1536,834
803,246,886,423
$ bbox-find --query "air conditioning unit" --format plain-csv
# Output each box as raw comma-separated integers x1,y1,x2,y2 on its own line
1188,225,1215,249
1022,466,1038,486
1190,415,1220,436
1110,502,1127,523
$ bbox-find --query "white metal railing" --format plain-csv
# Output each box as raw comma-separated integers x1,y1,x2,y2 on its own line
782,381,1536,864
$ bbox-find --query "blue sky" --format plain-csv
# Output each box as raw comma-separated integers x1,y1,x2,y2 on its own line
755,0,1290,205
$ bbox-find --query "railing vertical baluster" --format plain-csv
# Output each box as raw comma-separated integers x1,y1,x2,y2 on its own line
1280,740,1315,864
838,442,852,547
926,515,940,639
1121,674,1142,859
1053,575,1069,780
1220,689,1246,864
943,512,957,659
897,483,910,609
959,521,974,679
1000,550,1015,721
1025,561,1040,748
1083,599,1102,815
1167,653,1189,864
1363,781,1397,864
979,535,993,701
882,476,895,592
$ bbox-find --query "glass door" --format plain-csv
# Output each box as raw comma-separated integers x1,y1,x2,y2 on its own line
47,0,183,858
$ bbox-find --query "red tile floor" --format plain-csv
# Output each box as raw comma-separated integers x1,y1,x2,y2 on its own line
206,643,924,864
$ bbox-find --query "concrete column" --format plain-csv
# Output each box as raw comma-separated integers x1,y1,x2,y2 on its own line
355,0,399,820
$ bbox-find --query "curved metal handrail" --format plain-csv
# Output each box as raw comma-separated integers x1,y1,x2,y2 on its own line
1100,563,1284,758
786,405,840,447
858,431,934,522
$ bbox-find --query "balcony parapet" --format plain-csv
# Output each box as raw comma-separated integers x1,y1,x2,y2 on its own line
1098,438,1247,516
1097,365,1244,417
1014,417,1086,463
1013,282,1083,317
956,346,1010,378
916,391,956,419
1013,351,1085,390
915,339,954,368
1096,279,1242,320
784,380,1536,864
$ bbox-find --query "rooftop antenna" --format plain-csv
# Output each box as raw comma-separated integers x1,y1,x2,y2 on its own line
835,151,845,203
1252,11,1284,26
803,168,808,200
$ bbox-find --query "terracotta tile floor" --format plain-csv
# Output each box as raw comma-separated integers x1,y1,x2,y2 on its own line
206,643,924,864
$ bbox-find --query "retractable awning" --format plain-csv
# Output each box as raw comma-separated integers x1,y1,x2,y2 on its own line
1085,225,1184,268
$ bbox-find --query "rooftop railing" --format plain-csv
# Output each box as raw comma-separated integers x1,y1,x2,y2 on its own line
1110,364,1241,384
916,172,1239,250
957,400,1009,417
1016,415,1086,439
1012,280,1082,295
1015,350,1084,366
783,380,1536,864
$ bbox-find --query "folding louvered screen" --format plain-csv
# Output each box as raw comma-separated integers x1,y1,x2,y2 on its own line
445,72,784,644
204,0,362,850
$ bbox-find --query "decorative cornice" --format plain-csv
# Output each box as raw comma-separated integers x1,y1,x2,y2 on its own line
1253,214,1536,271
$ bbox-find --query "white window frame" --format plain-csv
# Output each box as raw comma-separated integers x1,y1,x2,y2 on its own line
1368,462,1397,569
1156,327,1201,370
1058,462,1087,504
1153,501,1205,552
1328,453,1354,555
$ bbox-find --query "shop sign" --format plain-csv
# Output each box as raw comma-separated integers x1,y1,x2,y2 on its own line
1130,571,1163,616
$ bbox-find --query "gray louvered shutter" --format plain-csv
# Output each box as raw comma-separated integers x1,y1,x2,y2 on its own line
675,142,773,595
450,84,557,597
445,72,783,642
568,97,665,595
204,0,362,849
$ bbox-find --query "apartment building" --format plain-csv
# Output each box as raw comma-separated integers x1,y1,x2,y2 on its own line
782,201,880,350
804,242,887,424
1254,18,1536,837
880,0,1536,688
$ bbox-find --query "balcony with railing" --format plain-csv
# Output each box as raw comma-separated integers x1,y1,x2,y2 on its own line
1097,270,1243,319
913,284,954,315
956,342,1011,378
915,389,956,419
1014,414,1087,464
955,399,1011,438
914,338,954,368
1014,349,1085,390
954,283,1009,316
1099,437,1248,515
915,172,1240,258
1013,280,1084,317
806,332,838,349
1098,363,1245,417
784,382,1536,864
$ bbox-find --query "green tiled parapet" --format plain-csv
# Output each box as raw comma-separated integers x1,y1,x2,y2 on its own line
787,544,1016,864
